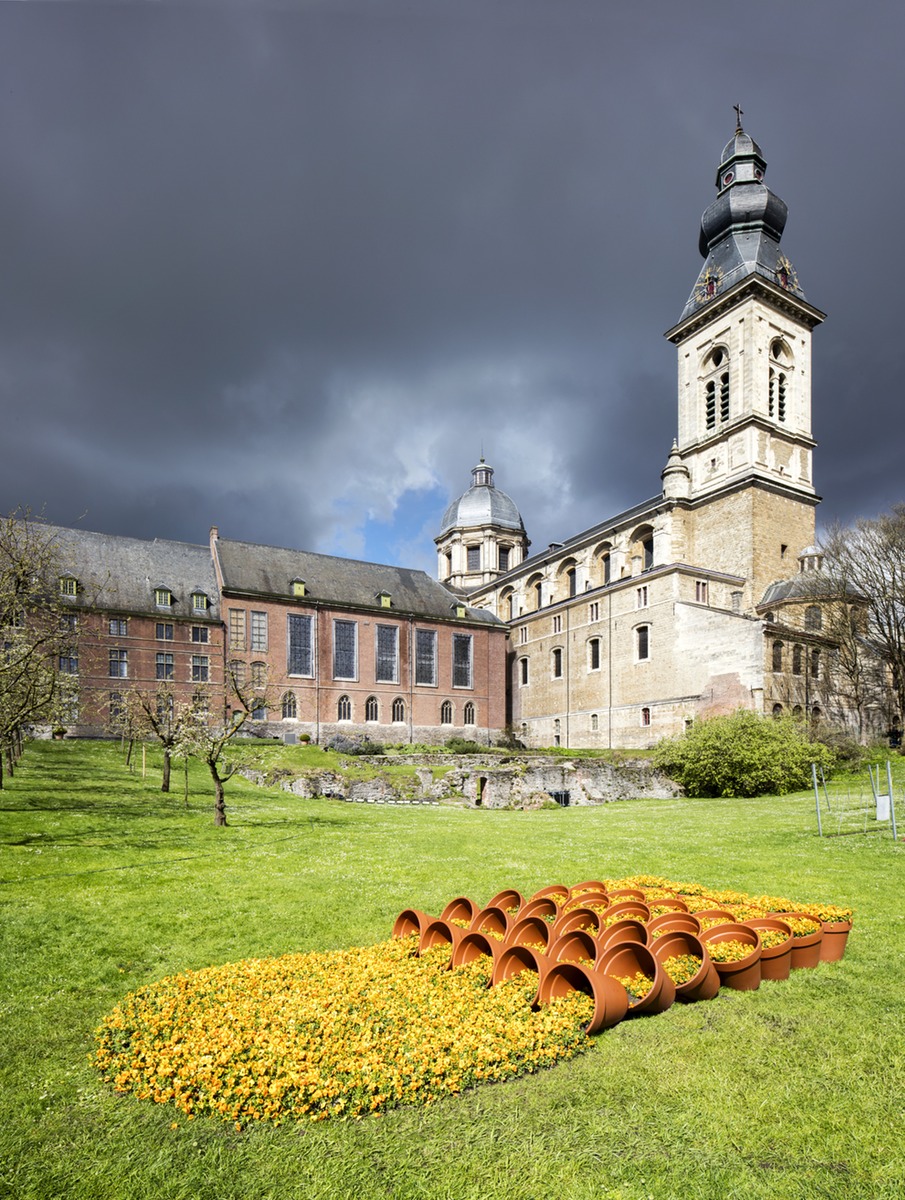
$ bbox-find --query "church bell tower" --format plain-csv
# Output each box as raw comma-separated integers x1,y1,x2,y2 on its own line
663,115,826,600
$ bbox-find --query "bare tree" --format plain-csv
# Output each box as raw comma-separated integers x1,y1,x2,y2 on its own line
821,506,905,735
174,663,274,826
0,511,76,786
119,687,184,791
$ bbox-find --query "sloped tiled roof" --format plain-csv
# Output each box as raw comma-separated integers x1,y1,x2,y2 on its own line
215,537,503,626
43,524,220,620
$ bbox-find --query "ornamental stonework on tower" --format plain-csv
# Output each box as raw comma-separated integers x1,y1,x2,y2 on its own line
455,121,836,749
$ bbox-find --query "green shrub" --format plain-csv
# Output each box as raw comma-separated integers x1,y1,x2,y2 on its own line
444,737,485,754
653,710,835,798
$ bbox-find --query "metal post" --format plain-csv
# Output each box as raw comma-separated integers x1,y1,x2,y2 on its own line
888,760,898,841
812,761,823,837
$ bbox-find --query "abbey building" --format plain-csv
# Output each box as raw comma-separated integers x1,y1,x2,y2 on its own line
438,122,836,748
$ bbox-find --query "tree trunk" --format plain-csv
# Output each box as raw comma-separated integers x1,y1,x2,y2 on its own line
161,748,171,793
210,762,228,826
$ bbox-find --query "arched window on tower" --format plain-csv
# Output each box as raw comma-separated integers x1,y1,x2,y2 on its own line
769,339,793,424
702,346,729,430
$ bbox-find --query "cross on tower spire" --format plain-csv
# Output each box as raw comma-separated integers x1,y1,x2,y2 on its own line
733,103,744,132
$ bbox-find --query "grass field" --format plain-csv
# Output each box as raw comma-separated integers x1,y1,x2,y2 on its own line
1,739,903,1200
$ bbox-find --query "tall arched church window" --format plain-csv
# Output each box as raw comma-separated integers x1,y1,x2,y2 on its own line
772,640,783,672
338,695,352,721
464,702,475,725
440,700,453,725
392,697,405,723
792,644,803,675
365,695,379,722
769,339,793,424
703,346,729,430
804,605,822,631
281,691,297,720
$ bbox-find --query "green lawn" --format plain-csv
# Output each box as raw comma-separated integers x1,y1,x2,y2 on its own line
1,740,902,1200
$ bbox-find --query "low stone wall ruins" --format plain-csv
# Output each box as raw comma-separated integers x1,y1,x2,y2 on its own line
239,754,681,808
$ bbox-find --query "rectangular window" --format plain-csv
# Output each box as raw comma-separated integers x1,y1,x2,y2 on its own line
520,657,529,686
636,625,650,662
109,618,128,637
229,609,246,651
156,622,174,641
155,588,172,608
287,614,314,677
636,585,648,608
552,615,562,634
552,647,563,678
466,546,480,571
229,660,246,687
59,654,79,675
415,629,437,686
333,619,358,680
59,576,78,596
109,649,128,678
498,546,510,572
250,611,268,652
191,592,208,612
695,581,708,604
375,624,399,683
156,652,174,680
589,601,599,622
519,626,528,645
191,655,209,682
191,626,209,644
452,633,473,689
589,638,600,671
60,614,78,633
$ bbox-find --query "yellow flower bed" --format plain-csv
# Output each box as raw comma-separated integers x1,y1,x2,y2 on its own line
706,939,755,964
661,954,703,985
95,936,593,1126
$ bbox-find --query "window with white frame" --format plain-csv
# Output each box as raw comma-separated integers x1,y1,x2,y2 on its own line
192,655,209,682
59,576,78,597
588,637,600,671
156,652,174,680
109,618,128,637
636,585,648,608
250,611,268,652
155,588,173,608
333,620,358,680
452,633,473,688
287,614,313,676
375,624,399,683
156,622,174,641
192,626,208,644
191,592,209,612
415,629,437,686
636,625,650,662
109,649,128,678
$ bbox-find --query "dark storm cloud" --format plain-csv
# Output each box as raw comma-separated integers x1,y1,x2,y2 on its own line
0,0,902,572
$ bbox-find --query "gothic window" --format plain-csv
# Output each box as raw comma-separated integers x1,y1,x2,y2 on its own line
772,641,783,672
552,648,563,678
375,625,399,683
452,633,473,688
415,630,438,686
392,697,405,723
288,614,313,676
811,648,821,679
281,692,297,720
440,700,453,725
365,696,379,722
792,644,803,675
464,702,475,725
588,638,600,671
769,339,793,423
333,619,358,680
337,695,352,721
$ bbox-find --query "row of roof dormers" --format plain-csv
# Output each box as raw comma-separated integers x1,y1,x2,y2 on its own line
39,522,501,628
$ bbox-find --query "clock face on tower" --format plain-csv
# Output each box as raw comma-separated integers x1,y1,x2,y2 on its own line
693,266,723,307
775,255,799,292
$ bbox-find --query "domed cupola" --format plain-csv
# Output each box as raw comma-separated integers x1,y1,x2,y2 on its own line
680,113,807,322
435,459,530,590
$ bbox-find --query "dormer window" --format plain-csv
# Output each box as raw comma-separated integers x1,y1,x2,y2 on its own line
59,576,78,597
154,587,173,609
291,579,306,598
451,602,467,619
377,592,392,609
191,591,209,612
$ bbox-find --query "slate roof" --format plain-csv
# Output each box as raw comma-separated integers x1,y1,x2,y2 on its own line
44,524,220,621
758,572,862,609
214,537,503,627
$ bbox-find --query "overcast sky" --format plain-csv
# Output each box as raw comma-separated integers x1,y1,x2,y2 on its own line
1,0,901,575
